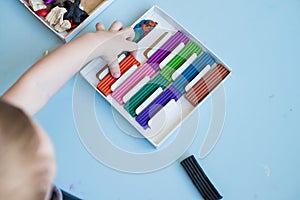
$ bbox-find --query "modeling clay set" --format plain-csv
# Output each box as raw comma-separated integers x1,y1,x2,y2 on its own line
80,6,231,148
19,0,114,41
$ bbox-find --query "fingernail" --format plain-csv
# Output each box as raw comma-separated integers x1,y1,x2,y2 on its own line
113,72,120,78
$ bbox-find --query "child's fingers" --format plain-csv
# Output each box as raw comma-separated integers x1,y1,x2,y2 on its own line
109,20,123,31
96,22,105,31
131,50,138,58
109,59,121,78
123,41,138,52
121,27,135,41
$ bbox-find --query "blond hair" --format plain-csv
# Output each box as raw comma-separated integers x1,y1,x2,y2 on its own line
0,100,54,200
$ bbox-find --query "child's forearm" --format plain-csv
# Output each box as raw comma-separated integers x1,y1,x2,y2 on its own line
2,22,137,115
2,33,99,115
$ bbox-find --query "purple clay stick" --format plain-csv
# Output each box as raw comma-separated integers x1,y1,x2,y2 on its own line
146,31,189,71
136,86,181,129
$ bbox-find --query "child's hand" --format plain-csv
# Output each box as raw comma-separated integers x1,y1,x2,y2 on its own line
2,20,137,115
90,20,138,78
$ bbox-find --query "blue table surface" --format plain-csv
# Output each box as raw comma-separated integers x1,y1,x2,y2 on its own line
1,0,300,199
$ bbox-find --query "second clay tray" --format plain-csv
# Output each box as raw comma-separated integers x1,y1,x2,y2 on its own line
80,6,231,148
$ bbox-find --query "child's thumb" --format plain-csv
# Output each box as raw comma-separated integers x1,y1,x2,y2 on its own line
109,59,120,78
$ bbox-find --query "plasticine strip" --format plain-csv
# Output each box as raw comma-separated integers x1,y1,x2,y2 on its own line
143,32,169,58
148,99,177,129
135,87,163,115
181,159,214,200
159,42,186,69
171,53,198,80
136,86,181,129
146,31,190,71
124,74,170,117
122,76,151,104
135,52,215,128
112,31,189,104
112,31,189,105
96,54,127,80
111,65,138,92
146,32,173,58
113,32,190,105
111,63,156,104
185,65,211,92
180,155,223,200
97,55,140,96
185,64,230,106
124,41,202,117
160,41,202,82
172,52,215,95
185,65,229,105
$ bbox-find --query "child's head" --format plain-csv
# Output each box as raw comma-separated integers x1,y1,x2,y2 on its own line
0,100,56,200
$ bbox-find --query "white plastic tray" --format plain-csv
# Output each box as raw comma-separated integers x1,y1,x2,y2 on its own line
80,6,231,148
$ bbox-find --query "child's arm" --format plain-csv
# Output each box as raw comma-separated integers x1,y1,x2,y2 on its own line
1,21,137,116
